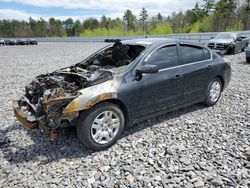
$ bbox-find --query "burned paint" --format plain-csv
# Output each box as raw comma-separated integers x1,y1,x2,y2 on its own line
63,79,120,113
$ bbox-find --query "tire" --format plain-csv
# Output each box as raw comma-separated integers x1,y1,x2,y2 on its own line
204,78,222,107
247,57,250,63
77,102,125,151
230,47,236,54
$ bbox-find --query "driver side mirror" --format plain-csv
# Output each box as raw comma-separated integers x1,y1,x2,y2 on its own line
236,37,242,41
210,36,214,39
135,64,159,81
136,64,159,75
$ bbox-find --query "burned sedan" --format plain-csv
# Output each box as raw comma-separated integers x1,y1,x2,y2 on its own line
207,32,249,54
13,39,231,150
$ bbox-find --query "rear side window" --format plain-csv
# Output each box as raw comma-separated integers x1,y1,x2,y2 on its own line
180,44,210,64
145,45,179,69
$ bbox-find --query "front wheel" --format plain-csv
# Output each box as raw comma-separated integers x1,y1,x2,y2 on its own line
204,78,222,107
77,102,125,151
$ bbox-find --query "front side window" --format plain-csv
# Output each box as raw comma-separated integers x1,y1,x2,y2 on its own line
204,48,211,60
180,44,211,64
145,45,179,69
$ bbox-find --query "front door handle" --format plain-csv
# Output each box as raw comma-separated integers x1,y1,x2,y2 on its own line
207,65,213,71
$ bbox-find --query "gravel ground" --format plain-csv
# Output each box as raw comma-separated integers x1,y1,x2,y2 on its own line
0,42,249,188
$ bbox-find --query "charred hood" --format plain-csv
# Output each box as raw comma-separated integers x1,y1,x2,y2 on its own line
25,66,113,105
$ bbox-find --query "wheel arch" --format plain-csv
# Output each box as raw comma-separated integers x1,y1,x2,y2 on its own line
91,99,130,127
215,75,225,91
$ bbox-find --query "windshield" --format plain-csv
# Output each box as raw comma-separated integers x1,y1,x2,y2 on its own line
78,42,145,73
215,33,236,40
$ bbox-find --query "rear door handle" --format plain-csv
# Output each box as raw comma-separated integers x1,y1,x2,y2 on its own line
174,74,181,80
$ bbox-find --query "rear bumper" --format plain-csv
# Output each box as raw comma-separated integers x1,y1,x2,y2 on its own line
12,100,38,129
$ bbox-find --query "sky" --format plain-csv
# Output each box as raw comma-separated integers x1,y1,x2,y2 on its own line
0,0,206,21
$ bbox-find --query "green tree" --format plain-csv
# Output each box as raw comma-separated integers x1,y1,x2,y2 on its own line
203,0,215,14
63,18,74,36
48,17,57,36
213,0,237,31
139,7,148,32
186,2,206,25
83,18,99,30
100,15,109,29
157,13,163,24
123,9,136,31
74,20,82,36
244,0,250,29
149,23,173,34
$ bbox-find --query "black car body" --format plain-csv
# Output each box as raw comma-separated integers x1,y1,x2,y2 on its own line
13,38,231,150
28,39,38,45
5,39,16,45
207,32,249,54
16,39,29,45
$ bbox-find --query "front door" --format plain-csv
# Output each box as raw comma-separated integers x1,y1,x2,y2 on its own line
131,44,183,118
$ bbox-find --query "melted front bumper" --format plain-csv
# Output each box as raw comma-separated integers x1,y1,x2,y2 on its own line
12,100,38,129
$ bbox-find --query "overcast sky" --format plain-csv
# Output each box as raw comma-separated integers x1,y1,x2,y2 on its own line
0,0,206,20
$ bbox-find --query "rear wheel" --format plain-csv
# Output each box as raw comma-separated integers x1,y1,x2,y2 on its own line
204,78,222,106
77,102,125,151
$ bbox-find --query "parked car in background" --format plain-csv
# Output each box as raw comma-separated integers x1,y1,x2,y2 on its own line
28,39,38,45
5,39,16,45
207,32,249,54
13,38,231,150
246,44,250,63
16,39,29,45
0,38,5,45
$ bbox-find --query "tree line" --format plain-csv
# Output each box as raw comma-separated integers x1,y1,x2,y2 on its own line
0,0,250,37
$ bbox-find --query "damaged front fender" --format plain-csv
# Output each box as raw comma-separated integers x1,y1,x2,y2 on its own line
63,80,120,113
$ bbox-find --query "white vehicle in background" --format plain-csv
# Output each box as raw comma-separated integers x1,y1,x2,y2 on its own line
207,32,249,54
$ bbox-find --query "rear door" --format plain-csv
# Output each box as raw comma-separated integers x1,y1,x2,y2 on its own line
131,44,183,118
179,43,213,103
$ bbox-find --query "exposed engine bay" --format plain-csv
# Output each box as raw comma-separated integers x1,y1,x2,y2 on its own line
23,66,114,128
17,42,145,129
25,66,113,104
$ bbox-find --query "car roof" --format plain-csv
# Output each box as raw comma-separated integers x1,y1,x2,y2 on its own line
122,38,206,48
122,38,176,46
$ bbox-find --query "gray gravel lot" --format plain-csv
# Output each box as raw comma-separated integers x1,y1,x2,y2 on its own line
0,42,250,188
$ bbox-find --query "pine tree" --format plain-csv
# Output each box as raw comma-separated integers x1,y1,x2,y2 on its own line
140,7,148,32
123,9,136,31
